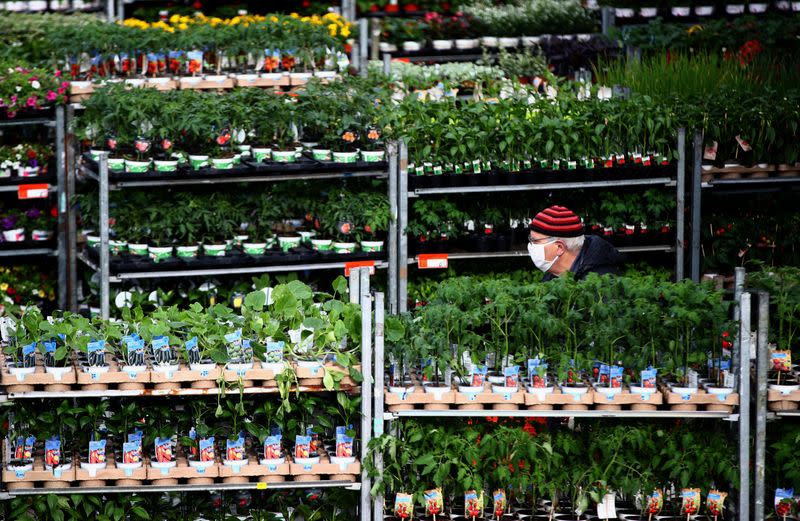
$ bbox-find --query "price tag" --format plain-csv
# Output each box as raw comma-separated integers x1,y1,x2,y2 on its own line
257,482,267,490
344,261,375,277
418,254,449,269
18,184,49,200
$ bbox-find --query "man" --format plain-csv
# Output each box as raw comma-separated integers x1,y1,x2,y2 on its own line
528,205,621,281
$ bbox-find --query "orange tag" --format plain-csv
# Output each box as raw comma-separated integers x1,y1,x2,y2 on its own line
419,254,448,269
345,261,375,276
18,184,49,199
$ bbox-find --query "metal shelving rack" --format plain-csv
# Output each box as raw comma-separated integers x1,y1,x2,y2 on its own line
0,267,378,521
0,106,68,309
388,128,688,314
372,277,753,519
75,145,398,320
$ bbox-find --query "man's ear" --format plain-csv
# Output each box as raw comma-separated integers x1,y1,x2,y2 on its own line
555,240,567,256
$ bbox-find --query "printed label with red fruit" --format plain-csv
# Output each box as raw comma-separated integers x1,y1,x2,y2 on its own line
609,365,623,388
199,437,215,462
771,350,792,372
264,435,282,460
528,358,548,388
424,488,444,517
641,368,657,389
45,438,61,468
226,437,245,462
155,437,173,463
294,435,312,459
394,492,414,519
335,433,353,458
681,489,701,516
465,490,483,519
704,141,718,161
646,489,663,515
775,488,794,519
706,490,726,519
89,439,106,464
503,366,520,387
493,490,507,517
470,365,487,387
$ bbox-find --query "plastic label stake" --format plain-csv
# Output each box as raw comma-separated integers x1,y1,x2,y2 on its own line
418,254,448,269
18,184,49,200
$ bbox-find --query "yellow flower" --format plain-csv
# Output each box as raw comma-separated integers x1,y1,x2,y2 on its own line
687,24,703,35
38,290,45,298
48,291,55,301
0,283,7,291
341,26,351,38
170,14,180,23
328,23,338,36
270,15,279,22
290,12,299,18
178,23,189,30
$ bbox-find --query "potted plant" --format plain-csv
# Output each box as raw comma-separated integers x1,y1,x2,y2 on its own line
183,400,217,472
271,95,299,163
76,400,111,475
26,207,55,242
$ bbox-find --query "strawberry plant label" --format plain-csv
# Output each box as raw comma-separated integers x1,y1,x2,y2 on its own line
493,489,507,518
424,488,443,518
470,365,487,387
645,489,663,519
465,490,483,520
641,368,657,389
706,490,726,520
88,439,106,464
504,366,519,387
394,493,413,519
775,488,794,520
681,489,701,518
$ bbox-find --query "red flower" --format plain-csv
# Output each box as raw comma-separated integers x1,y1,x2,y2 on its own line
26,149,37,160
50,207,57,217
6,287,15,295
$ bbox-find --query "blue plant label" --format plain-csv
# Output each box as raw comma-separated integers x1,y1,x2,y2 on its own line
609,366,623,388
88,440,106,464
681,394,691,401
124,468,133,477
200,370,209,377
152,336,169,350
237,369,246,377
335,433,353,458
122,441,141,465
268,464,277,471
311,366,319,375
469,392,478,401
128,431,142,444
91,372,100,380
641,368,657,389
186,336,198,350
160,467,169,475
88,340,105,353
265,341,284,363
155,437,173,463
270,425,282,436
294,435,312,459
44,341,57,354
226,438,244,462
186,50,203,73
503,366,520,387
471,365,487,387
15,470,25,478
303,464,312,471
225,330,242,343
45,438,61,468
264,435,282,460
53,468,62,478
22,342,36,356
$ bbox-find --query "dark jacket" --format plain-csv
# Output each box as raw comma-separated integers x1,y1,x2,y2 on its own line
542,235,622,281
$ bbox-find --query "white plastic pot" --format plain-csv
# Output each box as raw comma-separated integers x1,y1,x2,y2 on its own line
3,229,25,242
769,384,800,395
125,159,151,173
311,239,333,251
32,230,53,241
252,147,271,162
298,230,316,244
423,385,450,400
401,41,422,52
361,150,385,162
188,459,215,470
332,151,358,164
107,158,126,171
520,36,540,47
203,244,227,257
432,39,454,50
748,3,768,13
455,38,480,49
189,155,209,170
379,42,398,53
154,160,178,172
243,242,267,255
277,236,301,252
498,37,519,48
128,243,147,256
639,7,657,17
18,166,41,177
44,366,72,381
360,240,384,253
271,150,296,163
695,5,714,15
176,245,200,258
725,4,745,14
333,242,356,254
190,362,217,377
615,8,635,17
480,36,499,47
148,245,173,262
211,157,234,170
109,240,127,254
312,149,331,161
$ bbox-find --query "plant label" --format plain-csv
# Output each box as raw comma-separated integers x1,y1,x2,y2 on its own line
774,488,794,518
707,490,726,518
735,135,752,152
687,369,698,388
419,254,448,269
394,493,414,519
344,261,375,276
465,490,483,519
681,489,700,516
425,488,444,517
646,489,663,515
597,493,616,519
703,141,718,160
45,439,61,468
771,350,792,372
17,184,49,200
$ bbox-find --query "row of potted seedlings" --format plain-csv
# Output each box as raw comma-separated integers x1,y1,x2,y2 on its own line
4,395,360,488
613,2,793,19
367,417,737,521
385,275,737,412
1,279,362,392
0,144,52,178
0,206,56,243
78,83,387,175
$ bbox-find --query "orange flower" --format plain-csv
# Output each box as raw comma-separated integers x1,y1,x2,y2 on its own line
342,131,356,143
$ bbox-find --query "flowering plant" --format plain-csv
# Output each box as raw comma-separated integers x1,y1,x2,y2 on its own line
0,65,68,118
24,206,56,231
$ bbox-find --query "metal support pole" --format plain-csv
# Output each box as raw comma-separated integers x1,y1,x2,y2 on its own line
754,291,769,521
66,104,78,312
373,292,386,521
115,0,122,20
359,18,369,77
738,291,752,521
359,269,373,521
104,0,113,22
387,142,398,315
349,268,361,304
99,153,110,320
370,18,381,61
55,106,67,310
675,128,686,281
351,45,360,78
601,7,614,36
383,53,392,77
732,267,746,382
398,141,408,313
690,130,702,283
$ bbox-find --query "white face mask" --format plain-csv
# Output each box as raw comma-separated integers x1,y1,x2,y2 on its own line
528,239,559,273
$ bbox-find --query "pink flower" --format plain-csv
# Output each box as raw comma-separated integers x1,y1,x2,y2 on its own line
0,99,4,107
6,111,16,119
54,70,62,77
61,81,69,89
46,91,57,102
10,95,17,107
26,96,37,107
57,87,65,95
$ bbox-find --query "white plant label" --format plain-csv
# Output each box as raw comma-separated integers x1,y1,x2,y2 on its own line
597,494,617,519
687,369,699,388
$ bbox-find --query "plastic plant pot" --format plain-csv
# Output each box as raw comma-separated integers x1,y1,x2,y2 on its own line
312,149,332,161
189,155,209,170
148,245,173,262
109,240,128,255
360,240,384,253
333,242,356,254
125,159,151,173
108,158,126,171
211,158,234,170
128,243,148,255
243,242,267,255
277,236,302,252
154,160,178,172
332,151,358,164
271,150,297,163
203,244,227,257
252,147,272,162
32,230,53,241
176,245,200,258
361,150,385,162
311,239,333,251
